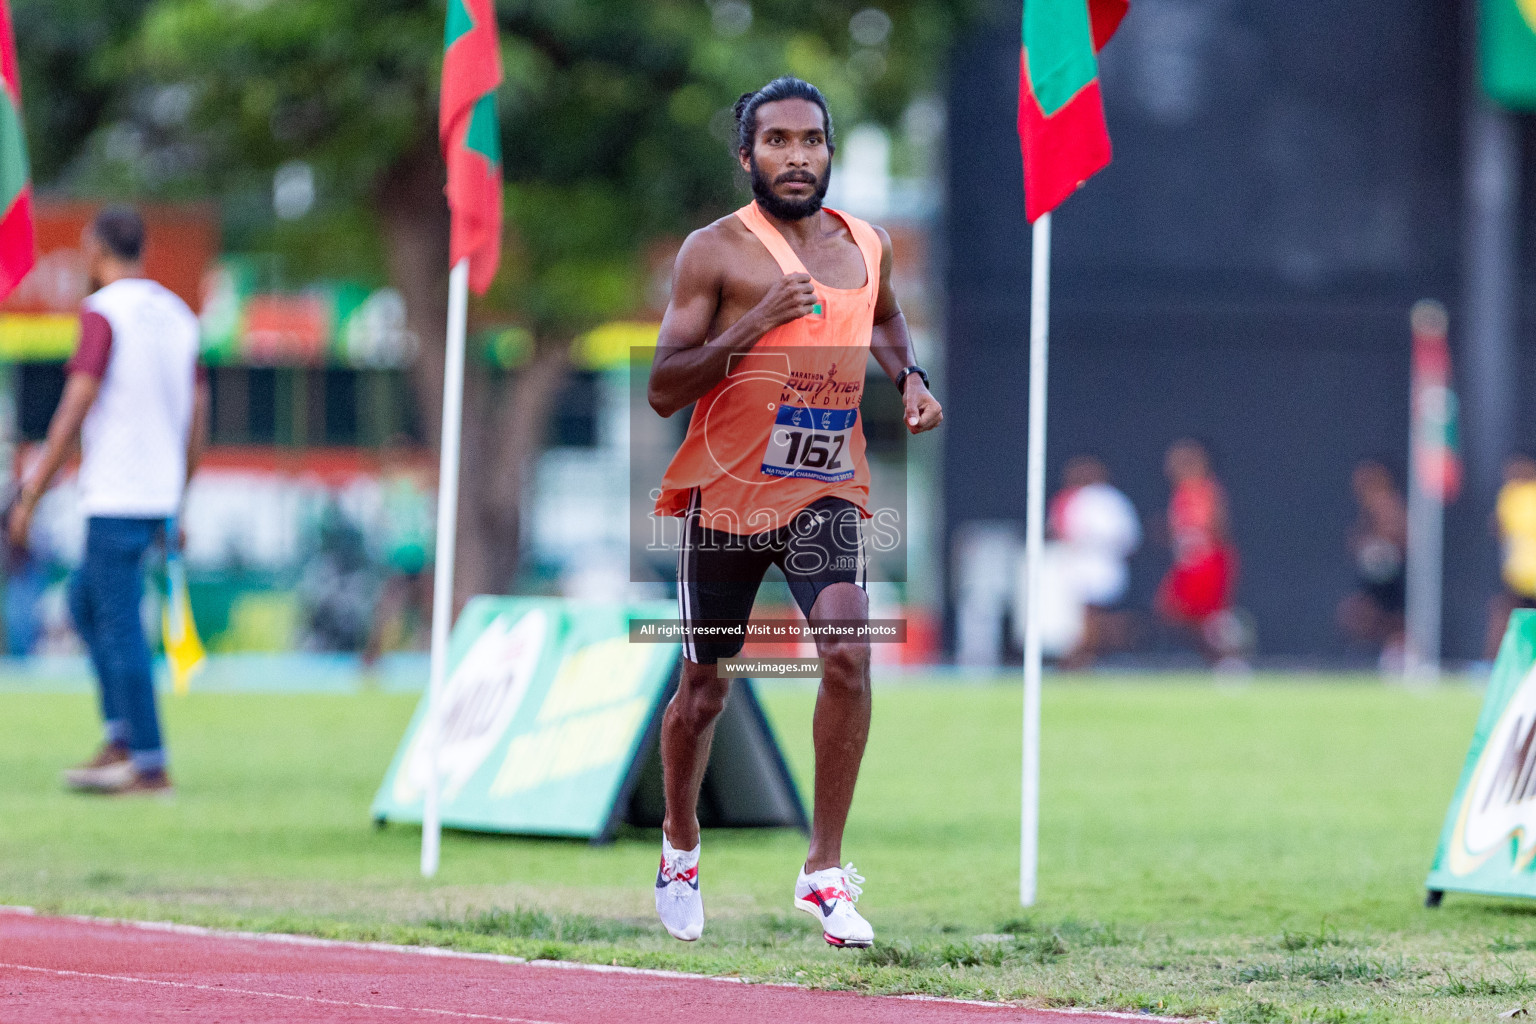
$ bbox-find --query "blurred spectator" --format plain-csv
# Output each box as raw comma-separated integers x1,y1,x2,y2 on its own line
955,522,1020,668
7,206,207,796
1487,453,1536,659
1155,439,1250,668
364,441,434,666
1336,461,1407,671
298,504,376,653
1049,455,1141,670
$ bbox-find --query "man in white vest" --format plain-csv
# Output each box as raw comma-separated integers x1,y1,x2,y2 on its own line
8,206,208,796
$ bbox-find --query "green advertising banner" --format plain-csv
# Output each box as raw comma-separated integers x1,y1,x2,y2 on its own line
1427,610,1536,903
371,596,806,842
1484,0,1536,109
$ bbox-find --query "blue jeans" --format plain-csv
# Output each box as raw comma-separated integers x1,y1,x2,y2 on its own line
69,517,166,772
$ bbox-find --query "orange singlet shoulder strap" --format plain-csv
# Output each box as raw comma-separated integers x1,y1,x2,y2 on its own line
737,203,884,300
826,208,883,302
734,202,806,275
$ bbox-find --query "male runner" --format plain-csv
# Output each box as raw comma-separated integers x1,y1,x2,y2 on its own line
8,206,208,796
647,77,942,947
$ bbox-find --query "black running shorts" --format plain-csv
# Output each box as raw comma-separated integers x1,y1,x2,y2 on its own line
676,490,866,665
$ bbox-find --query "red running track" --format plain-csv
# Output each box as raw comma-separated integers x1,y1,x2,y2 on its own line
0,910,1155,1024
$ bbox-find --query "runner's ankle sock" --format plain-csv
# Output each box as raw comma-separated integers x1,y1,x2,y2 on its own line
105,720,130,746
662,837,699,872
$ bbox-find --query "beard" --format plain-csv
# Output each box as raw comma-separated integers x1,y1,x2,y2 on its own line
749,158,831,221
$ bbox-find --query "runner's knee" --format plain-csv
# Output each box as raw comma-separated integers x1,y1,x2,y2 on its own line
674,668,730,728
819,640,870,694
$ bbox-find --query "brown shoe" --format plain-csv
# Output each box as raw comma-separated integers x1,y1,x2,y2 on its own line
63,743,132,791
106,769,174,799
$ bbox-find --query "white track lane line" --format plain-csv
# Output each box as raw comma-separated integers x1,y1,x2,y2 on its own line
0,906,1196,1021
0,961,562,1023
1,906,529,967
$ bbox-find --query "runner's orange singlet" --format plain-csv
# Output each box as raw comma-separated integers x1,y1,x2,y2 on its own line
654,202,882,536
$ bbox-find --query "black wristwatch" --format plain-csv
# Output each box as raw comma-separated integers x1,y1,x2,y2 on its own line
894,365,930,395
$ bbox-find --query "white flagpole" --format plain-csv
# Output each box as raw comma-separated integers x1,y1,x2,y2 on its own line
421,257,470,879
1404,300,1448,683
1021,211,1051,906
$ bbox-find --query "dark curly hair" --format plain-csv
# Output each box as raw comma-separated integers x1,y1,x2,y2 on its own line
733,77,834,155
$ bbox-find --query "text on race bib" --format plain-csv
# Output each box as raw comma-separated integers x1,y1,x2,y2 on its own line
760,405,857,484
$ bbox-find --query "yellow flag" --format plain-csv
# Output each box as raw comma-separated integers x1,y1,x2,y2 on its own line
162,552,206,695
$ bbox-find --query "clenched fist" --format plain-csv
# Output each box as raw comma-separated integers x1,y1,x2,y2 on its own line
753,273,820,330
902,378,943,434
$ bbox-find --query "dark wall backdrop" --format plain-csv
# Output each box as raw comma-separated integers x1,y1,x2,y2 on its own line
943,0,1535,660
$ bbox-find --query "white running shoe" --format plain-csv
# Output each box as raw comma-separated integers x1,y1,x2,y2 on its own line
794,862,874,948
655,838,704,941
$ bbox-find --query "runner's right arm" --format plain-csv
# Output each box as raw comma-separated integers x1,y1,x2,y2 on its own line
7,372,100,546
648,229,817,417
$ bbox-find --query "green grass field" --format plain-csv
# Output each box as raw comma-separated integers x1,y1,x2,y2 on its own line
5,675,1536,1023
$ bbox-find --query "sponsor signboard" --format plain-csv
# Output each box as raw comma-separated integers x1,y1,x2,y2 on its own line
371,596,805,842
1484,0,1536,109
1427,610,1536,903
199,258,649,371
199,258,416,368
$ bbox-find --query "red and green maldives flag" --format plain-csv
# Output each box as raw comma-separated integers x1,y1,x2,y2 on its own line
0,0,33,301
1019,0,1128,222
441,0,503,295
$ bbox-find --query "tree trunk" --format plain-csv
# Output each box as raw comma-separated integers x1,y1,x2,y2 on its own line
455,345,569,601
375,142,566,609
376,140,451,449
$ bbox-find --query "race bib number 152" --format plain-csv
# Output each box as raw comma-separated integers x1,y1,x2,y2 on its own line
761,406,857,483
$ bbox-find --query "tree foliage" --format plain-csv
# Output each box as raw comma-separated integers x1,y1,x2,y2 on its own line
133,0,968,335
13,0,159,186
25,0,973,595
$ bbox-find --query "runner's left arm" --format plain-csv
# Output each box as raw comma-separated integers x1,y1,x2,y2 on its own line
868,228,942,435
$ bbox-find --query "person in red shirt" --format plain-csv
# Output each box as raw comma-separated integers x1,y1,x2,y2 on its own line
1155,439,1244,664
